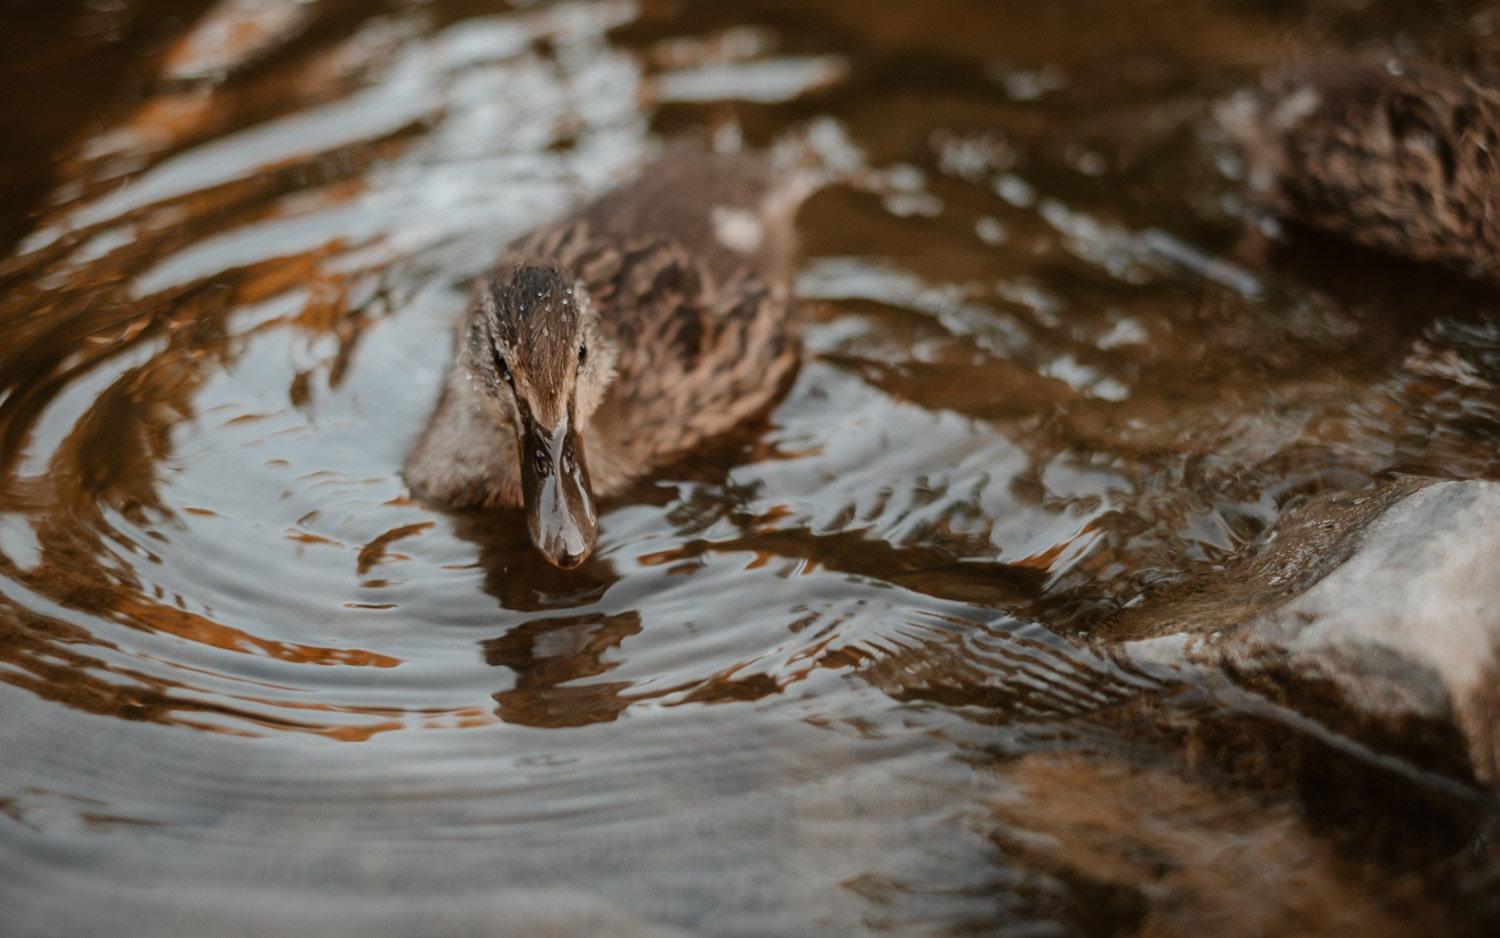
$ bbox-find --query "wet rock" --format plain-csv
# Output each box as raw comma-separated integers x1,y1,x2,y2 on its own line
1106,478,1500,784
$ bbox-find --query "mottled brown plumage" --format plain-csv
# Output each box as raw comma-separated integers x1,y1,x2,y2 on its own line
1219,56,1500,282
405,147,805,567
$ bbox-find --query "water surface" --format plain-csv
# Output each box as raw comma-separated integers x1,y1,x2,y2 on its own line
3,1,1500,935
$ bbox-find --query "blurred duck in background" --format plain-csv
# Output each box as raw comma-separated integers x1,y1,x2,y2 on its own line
1219,55,1500,284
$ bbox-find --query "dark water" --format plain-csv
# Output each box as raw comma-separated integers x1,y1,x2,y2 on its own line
4,1,1500,935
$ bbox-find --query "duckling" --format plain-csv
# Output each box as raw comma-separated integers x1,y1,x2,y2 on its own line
1218,56,1500,282
404,147,805,568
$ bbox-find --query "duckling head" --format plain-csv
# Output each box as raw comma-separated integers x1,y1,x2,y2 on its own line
463,263,618,568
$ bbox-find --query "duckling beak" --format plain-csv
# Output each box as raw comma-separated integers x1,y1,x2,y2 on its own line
519,409,597,568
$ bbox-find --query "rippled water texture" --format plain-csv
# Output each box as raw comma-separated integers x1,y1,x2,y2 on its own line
4,1,1500,935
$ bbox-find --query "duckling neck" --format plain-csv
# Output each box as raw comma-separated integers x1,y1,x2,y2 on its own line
405,364,639,511
404,368,522,508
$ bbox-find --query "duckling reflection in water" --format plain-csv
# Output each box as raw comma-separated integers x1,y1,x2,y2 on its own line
405,147,806,568
1219,56,1500,282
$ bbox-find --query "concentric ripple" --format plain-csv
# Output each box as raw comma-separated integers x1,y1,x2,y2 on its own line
3,0,1500,935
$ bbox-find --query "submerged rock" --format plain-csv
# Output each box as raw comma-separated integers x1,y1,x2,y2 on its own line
977,753,1455,938
1105,478,1500,784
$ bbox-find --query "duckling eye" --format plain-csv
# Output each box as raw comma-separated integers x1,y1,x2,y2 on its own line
578,343,588,363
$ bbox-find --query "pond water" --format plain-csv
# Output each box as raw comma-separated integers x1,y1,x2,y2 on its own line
3,0,1500,935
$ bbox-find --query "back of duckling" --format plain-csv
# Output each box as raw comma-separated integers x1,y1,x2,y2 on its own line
1220,56,1500,282
404,147,805,568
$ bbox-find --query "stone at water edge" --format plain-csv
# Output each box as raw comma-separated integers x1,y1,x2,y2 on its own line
1106,478,1500,784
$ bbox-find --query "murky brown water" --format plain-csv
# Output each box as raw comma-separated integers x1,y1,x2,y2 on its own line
4,1,1500,935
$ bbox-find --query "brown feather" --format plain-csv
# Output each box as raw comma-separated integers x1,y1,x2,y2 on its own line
1220,55,1500,281
404,147,804,514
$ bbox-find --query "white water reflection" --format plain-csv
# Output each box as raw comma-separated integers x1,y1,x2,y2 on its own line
650,55,847,103
27,0,646,277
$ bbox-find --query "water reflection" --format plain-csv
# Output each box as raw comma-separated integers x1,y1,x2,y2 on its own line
3,0,1500,934
486,610,641,727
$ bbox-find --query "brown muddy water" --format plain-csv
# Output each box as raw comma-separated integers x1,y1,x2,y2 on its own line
4,1,1500,935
